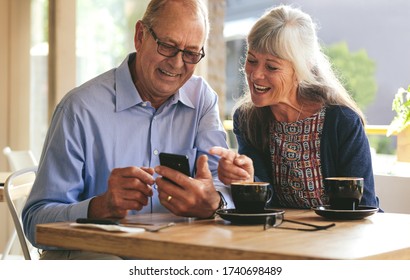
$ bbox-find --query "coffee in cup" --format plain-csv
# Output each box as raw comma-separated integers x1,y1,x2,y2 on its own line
324,177,364,210
231,182,272,213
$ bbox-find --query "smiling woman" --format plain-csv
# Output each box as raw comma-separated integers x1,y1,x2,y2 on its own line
225,0,410,159
215,4,381,211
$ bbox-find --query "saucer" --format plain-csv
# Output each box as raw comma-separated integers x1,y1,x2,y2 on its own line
216,208,285,225
311,205,379,220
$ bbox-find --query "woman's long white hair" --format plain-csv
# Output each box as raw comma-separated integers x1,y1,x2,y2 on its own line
236,4,364,122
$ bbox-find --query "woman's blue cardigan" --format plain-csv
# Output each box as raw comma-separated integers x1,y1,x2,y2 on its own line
234,105,381,209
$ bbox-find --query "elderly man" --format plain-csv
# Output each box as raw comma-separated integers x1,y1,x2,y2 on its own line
23,0,230,260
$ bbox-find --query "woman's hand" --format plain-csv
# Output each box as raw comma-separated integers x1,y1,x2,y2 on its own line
209,146,254,185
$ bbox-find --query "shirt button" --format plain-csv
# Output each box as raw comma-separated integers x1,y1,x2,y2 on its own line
142,102,147,107
153,150,159,155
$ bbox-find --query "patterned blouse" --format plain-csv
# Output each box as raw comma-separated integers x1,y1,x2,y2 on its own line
269,107,329,208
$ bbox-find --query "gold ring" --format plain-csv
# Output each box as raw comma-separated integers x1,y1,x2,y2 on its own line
167,195,172,202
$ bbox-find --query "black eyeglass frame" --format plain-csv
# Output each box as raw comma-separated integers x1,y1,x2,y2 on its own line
264,215,335,232
145,25,205,64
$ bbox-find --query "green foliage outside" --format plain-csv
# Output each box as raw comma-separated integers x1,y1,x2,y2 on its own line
76,0,150,81
324,42,394,154
323,41,377,110
367,135,396,155
387,85,410,136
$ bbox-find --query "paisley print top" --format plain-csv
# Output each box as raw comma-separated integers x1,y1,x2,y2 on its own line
269,107,329,208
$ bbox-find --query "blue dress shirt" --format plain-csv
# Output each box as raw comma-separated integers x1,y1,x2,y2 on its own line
23,53,231,248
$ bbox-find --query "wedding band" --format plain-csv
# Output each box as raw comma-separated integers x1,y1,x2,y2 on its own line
167,195,172,202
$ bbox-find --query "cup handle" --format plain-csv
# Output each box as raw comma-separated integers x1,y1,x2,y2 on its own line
266,186,273,205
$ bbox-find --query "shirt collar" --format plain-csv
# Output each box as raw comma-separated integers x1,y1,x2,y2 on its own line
115,53,142,112
115,53,195,111
167,90,195,109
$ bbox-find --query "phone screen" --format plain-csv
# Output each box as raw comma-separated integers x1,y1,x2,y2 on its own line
159,152,190,176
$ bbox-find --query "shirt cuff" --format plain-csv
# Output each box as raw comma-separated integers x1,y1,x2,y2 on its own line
68,197,94,220
215,185,234,209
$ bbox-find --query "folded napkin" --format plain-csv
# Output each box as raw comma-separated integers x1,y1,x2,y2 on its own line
70,223,145,233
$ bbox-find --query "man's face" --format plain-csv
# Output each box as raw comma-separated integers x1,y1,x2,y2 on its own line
134,3,206,107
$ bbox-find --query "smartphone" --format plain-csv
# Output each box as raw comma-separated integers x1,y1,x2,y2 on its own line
159,152,191,177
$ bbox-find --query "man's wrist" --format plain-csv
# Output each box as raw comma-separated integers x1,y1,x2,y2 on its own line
208,191,227,219
216,191,227,211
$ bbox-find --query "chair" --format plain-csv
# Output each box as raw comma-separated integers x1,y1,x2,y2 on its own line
3,146,38,172
3,167,38,260
2,147,38,260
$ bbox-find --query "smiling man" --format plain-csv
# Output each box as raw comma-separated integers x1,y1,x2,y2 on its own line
23,0,230,260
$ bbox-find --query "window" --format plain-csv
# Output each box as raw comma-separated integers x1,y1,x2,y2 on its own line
28,0,150,158
30,0,49,159
76,0,149,84
224,0,410,160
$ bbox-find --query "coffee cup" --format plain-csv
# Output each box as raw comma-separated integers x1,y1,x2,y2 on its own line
231,182,272,213
324,177,364,210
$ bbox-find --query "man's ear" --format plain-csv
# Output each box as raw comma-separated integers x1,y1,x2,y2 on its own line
134,20,145,50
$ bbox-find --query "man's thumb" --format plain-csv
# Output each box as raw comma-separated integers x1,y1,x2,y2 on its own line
195,155,212,179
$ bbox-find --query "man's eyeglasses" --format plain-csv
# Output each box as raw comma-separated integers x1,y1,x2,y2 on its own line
146,26,205,64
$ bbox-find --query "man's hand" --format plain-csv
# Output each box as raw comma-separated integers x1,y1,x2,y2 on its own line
88,166,155,219
209,146,254,185
155,155,220,218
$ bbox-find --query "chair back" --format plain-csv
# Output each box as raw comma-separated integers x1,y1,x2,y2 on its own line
3,146,38,172
4,167,38,260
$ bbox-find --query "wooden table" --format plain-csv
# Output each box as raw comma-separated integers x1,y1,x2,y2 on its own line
35,209,410,260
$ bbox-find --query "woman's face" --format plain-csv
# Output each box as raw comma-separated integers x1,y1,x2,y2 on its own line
245,50,298,107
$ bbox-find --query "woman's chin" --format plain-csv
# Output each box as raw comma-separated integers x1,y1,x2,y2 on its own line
251,96,270,107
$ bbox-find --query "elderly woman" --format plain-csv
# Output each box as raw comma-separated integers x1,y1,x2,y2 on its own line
211,5,380,209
